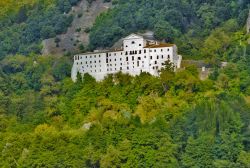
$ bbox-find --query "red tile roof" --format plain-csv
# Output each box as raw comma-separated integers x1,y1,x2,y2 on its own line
144,43,174,48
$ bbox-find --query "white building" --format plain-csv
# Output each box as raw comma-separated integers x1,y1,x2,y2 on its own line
71,33,182,81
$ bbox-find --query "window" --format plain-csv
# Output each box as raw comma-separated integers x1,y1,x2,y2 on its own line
99,55,101,57
90,56,92,58
106,59,108,63
126,57,128,61
109,54,111,56
139,44,141,46
168,55,170,59
94,61,96,63
120,58,122,61
125,51,128,55
86,61,87,64
132,56,134,61
115,59,116,61
132,41,135,44
114,53,116,56
162,55,163,59
126,45,128,47
149,50,152,52
157,56,159,59
150,56,152,59
90,61,92,63
127,67,129,70
120,67,122,70
168,49,169,51
144,56,146,58
155,61,157,64
99,60,101,63
138,57,141,60
120,63,122,65
94,55,96,58
154,49,156,52
81,62,82,64
144,49,146,53
137,61,139,67
139,50,141,54
161,49,163,52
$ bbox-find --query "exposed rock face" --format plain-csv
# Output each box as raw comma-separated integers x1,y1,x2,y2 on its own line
42,0,112,55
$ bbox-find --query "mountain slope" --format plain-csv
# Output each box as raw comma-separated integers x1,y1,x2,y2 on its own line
42,0,112,55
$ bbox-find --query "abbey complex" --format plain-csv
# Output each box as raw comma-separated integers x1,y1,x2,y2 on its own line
71,34,182,81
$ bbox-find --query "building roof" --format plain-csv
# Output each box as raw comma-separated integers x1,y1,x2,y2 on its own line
123,33,144,40
145,43,174,48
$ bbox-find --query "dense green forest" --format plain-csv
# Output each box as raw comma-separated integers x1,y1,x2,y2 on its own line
89,0,249,59
0,0,81,59
0,0,250,167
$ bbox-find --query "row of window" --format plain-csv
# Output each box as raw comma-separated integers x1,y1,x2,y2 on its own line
77,55,171,66
75,54,102,60
76,60,102,65
125,41,142,47
75,48,172,60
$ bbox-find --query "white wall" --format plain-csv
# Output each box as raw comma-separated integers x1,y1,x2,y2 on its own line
71,34,182,82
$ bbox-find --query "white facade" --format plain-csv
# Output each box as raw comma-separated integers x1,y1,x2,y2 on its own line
71,34,182,81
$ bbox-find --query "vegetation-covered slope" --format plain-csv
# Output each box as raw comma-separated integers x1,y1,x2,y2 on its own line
0,0,82,59
0,0,250,167
89,0,249,59
0,45,250,166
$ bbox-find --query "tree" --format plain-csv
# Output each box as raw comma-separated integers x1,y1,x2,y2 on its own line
182,135,214,168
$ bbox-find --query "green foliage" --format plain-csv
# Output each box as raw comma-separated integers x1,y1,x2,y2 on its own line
0,0,250,167
89,0,249,57
0,0,80,59
0,51,250,167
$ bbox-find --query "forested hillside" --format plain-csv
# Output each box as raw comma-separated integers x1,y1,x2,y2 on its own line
0,45,250,167
89,0,249,59
0,0,81,59
0,0,250,167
